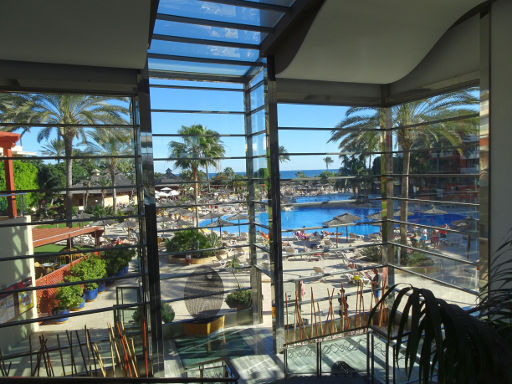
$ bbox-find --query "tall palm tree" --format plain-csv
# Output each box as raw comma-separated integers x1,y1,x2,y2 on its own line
87,128,132,214
41,137,65,163
2,94,129,226
203,132,225,193
329,90,478,244
323,156,334,171
169,124,225,225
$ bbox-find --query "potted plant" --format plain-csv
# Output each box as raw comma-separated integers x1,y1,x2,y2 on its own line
68,256,106,302
104,246,135,277
225,289,252,310
370,234,512,383
132,302,175,325
54,284,83,322
165,229,221,261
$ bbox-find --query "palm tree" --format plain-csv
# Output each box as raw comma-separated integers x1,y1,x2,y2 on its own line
87,128,132,214
2,94,129,226
169,124,225,225
203,132,225,193
323,156,333,171
41,138,65,163
329,90,478,244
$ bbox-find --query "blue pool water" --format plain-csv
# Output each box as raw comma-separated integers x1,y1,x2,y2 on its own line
200,193,470,236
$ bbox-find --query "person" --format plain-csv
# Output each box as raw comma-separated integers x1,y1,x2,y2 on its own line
372,268,382,300
432,229,440,248
300,226,310,239
299,280,306,301
420,228,428,244
338,288,349,319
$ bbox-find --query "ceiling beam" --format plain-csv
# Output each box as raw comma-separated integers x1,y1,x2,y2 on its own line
152,34,259,50
156,13,273,33
200,0,291,13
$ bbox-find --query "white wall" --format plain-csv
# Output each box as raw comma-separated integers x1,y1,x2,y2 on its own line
0,216,38,352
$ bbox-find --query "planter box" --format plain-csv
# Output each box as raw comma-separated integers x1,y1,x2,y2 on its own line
71,298,85,311
53,309,70,323
183,315,225,337
84,288,98,302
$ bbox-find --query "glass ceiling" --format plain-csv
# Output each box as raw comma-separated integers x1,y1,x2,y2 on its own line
149,0,296,80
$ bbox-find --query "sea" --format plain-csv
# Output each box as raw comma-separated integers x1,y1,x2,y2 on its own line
209,169,326,179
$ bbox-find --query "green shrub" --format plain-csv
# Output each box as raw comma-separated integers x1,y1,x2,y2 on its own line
359,246,381,262
91,205,114,218
165,229,221,258
132,302,174,324
55,284,83,310
67,255,106,290
407,251,434,267
225,289,252,309
103,246,135,276
161,303,175,323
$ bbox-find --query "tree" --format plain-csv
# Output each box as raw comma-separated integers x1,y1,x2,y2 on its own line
279,145,290,163
323,156,333,171
36,163,65,206
41,138,65,163
338,155,368,195
2,94,129,226
203,131,225,192
169,125,225,224
87,128,132,214
329,89,478,244
0,161,39,213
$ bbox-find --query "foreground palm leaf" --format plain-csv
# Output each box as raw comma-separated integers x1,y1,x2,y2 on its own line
369,284,512,383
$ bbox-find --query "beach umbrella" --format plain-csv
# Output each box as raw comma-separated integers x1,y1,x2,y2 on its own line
367,212,382,221
226,212,248,237
200,211,224,224
324,213,361,244
204,218,232,239
393,209,414,218
423,206,447,225
161,187,172,191
170,207,193,217
175,218,192,227
169,190,180,196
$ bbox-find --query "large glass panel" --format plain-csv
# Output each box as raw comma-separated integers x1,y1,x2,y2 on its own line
0,92,146,377
150,77,265,375
154,19,265,45
149,40,260,62
148,57,254,77
158,0,285,28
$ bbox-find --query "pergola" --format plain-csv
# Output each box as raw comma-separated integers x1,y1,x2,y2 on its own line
0,132,21,218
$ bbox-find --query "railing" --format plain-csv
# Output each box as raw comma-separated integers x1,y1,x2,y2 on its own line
367,325,425,384
184,358,239,384
283,328,368,378
35,256,85,316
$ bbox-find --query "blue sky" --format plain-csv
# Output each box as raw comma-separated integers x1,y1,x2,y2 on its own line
18,89,349,174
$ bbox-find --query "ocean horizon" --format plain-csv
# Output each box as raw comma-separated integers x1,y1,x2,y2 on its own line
209,169,328,179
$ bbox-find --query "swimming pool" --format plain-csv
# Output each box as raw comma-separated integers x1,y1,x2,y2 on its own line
200,193,473,236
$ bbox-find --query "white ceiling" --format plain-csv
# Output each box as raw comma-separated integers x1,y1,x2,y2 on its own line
0,0,151,69
278,0,484,84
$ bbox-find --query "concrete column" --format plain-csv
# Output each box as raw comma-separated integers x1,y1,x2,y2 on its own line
488,0,512,290
0,216,38,352
3,147,17,218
